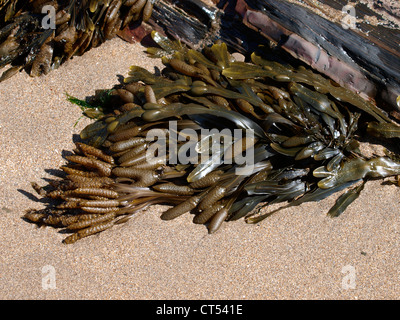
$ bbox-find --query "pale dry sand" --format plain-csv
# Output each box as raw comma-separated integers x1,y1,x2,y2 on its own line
1,37,400,300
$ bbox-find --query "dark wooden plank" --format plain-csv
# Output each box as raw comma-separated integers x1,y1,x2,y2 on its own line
242,0,400,110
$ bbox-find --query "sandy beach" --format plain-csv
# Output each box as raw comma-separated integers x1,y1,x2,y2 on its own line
0,36,399,300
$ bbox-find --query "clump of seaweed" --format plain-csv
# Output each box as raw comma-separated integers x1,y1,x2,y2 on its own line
25,31,400,243
0,0,154,81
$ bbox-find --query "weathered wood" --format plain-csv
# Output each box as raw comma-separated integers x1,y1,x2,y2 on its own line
242,0,400,110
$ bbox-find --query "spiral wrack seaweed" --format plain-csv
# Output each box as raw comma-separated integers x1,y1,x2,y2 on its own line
25,34,400,243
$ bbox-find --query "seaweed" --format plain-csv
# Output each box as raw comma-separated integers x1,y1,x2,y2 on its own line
24,34,400,243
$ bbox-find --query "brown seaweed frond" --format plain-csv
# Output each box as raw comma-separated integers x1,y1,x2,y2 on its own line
25,35,400,243
0,0,154,81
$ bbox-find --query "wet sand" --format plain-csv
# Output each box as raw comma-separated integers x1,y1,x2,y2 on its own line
1,37,400,300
